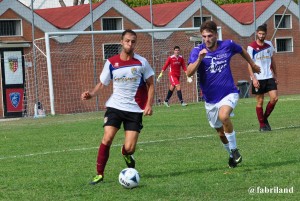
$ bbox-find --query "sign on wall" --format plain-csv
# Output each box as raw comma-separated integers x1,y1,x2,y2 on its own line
4,51,23,85
5,88,24,112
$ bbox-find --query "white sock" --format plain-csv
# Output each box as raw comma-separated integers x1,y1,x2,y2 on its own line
223,143,233,158
225,131,237,150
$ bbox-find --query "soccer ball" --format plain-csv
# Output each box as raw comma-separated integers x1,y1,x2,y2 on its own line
118,168,140,189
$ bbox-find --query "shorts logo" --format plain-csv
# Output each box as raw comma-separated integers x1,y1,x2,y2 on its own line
104,117,108,124
10,92,20,108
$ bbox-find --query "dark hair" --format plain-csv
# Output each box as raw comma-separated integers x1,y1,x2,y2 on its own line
200,20,218,34
256,24,267,32
121,29,137,39
174,46,180,50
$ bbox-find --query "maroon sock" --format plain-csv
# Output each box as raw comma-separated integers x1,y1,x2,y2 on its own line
256,107,265,127
96,143,110,176
264,101,275,119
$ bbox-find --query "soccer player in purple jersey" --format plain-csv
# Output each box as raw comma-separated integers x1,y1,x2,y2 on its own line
81,30,154,184
247,24,278,132
187,21,261,168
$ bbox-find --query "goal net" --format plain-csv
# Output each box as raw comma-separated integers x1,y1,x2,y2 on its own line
23,28,204,117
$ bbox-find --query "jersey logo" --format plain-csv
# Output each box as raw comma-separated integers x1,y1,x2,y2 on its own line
10,92,20,108
131,67,137,75
206,56,227,73
114,62,119,67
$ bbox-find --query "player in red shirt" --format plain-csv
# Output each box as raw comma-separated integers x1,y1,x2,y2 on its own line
157,46,188,107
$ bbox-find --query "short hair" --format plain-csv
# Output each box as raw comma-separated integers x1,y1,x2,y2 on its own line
174,46,180,50
121,29,137,39
256,24,267,32
200,20,218,34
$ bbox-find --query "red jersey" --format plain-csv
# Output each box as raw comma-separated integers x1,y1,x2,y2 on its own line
162,55,187,76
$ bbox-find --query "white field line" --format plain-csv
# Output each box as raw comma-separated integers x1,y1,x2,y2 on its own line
1,124,299,160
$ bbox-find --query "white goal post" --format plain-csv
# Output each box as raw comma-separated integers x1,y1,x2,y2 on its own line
23,27,222,116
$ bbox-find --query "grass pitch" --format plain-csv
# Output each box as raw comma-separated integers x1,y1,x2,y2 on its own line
1,95,299,201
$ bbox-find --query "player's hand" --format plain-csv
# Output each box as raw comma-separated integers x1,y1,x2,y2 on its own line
252,64,261,74
143,106,153,116
187,76,193,83
252,78,260,89
81,91,92,100
156,72,163,82
198,49,207,60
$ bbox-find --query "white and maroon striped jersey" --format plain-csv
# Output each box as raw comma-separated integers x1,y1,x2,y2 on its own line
247,40,275,80
100,53,154,112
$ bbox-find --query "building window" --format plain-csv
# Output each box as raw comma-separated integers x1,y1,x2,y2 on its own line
275,38,293,53
102,18,123,30
193,16,212,27
0,20,22,36
103,44,122,59
274,14,292,29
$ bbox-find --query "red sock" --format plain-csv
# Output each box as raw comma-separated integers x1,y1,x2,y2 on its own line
256,107,265,127
96,143,110,176
264,101,275,119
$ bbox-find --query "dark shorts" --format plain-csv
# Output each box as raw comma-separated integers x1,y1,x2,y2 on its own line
252,78,277,94
103,107,143,133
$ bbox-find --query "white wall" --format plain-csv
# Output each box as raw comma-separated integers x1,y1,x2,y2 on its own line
18,0,88,9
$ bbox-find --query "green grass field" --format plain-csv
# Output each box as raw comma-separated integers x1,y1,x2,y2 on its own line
1,95,299,201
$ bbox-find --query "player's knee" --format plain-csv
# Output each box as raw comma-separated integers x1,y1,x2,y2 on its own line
124,145,135,155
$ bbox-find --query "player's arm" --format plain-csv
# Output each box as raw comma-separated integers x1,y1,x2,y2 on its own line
270,56,278,83
187,49,207,77
247,63,260,89
240,47,261,74
144,76,154,116
81,82,104,100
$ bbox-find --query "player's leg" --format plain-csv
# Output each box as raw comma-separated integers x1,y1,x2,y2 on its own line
122,111,143,168
264,78,279,130
218,93,242,164
255,94,270,131
174,78,187,106
90,126,119,185
164,75,176,107
215,127,236,168
90,108,121,185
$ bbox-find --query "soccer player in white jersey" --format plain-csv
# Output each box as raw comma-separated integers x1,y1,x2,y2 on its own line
247,24,278,132
81,30,154,185
187,21,261,168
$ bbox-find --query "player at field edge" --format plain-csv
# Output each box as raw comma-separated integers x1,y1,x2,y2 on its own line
247,23,278,132
187,20,261,168
157,46,190,107
81,29,155,185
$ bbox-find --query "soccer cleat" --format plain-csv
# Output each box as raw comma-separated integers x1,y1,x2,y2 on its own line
123,154,135,168
181,102,187,106
90,174,103,185
231,148,242,164
164,101,170,107
259,125,270,132
264,119,272,131
228,157,237,168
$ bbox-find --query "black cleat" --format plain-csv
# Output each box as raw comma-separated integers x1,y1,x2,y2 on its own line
231,148,242,164
228,157,237,168
259,125,270,132
264,119,272,131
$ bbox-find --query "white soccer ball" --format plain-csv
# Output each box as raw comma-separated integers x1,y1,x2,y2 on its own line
118,168,140,189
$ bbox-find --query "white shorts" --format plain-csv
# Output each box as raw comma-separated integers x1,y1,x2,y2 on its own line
205,93,239,128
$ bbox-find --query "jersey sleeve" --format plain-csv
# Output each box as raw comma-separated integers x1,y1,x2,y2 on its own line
161,57,171,71
230,40,242,54
99,60,112,86
188,47,200,64
142,59,154,80
181,57,187,72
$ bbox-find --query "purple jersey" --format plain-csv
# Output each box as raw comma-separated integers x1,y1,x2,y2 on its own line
188,40,242,104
